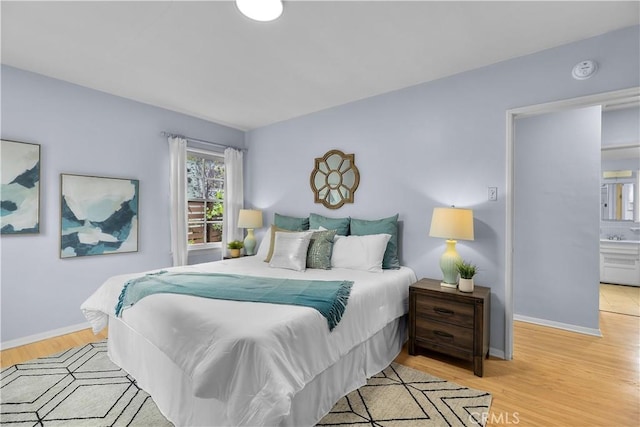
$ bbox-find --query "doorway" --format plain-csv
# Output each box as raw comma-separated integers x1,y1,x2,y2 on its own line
504,87,640,360
599,105,640,317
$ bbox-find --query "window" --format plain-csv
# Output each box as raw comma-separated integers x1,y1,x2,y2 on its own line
186,150,224,247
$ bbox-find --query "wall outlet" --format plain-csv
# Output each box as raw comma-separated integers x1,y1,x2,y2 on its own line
488,187,498,201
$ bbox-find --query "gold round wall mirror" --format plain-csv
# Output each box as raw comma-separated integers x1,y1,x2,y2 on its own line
310,149,360,209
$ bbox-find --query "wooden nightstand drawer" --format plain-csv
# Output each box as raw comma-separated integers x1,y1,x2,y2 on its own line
415,295,474,328
415,317,474,354
414,339,473,362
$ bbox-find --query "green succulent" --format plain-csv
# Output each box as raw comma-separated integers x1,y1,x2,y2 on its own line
456,260,477,279
227,240,244,249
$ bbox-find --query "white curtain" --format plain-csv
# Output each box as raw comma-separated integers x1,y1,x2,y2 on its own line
223,147,244,257
168,136,188,266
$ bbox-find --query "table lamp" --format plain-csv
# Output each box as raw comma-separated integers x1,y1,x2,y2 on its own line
237,209,263,256
429,207,474,288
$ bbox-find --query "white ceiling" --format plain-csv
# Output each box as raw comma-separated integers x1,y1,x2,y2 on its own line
2,1,639,130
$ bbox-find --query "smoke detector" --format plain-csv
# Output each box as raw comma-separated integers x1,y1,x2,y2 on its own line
572,60,598,80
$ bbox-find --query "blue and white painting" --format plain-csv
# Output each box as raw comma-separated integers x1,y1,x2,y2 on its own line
1,140,40,234
60,174,138,258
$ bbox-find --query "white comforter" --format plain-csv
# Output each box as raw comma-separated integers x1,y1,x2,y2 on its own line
81,257,416,426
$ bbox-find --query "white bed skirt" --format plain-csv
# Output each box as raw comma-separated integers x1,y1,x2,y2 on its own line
107,315,407,427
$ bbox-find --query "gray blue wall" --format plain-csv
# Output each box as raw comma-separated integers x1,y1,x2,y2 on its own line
246,25,640,354
513,107,602,329
1,66,244,343
2,25,639,353
602,106,640,147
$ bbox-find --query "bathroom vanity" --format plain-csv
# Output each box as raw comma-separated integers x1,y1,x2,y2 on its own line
600,239,640,286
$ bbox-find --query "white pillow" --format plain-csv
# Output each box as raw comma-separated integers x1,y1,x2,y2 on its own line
331,234,392,273
255,228,272,259
269,231,313,271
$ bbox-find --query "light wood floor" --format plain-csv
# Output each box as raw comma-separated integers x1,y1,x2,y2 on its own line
397,311,640,427
600,283,640,317
0,328,107,368
1,312,638,427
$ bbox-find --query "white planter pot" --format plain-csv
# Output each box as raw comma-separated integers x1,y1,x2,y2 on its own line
459,278,474,293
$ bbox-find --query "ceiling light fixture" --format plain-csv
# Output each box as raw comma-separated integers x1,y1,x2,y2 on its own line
236,0,283,22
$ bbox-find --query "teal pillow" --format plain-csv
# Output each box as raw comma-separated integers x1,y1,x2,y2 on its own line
306,229,337,269
309,213,350,236
350,214,400,269
274,213,309,231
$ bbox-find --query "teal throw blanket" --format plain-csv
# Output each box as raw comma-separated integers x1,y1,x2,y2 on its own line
115,271,353,331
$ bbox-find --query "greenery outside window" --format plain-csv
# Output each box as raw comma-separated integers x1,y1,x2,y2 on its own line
187,150,224,247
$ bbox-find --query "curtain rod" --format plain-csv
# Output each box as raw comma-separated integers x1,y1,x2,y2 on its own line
161,131,247,152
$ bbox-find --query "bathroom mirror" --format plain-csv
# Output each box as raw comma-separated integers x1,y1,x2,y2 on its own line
310,149,360,209
601,172,639,222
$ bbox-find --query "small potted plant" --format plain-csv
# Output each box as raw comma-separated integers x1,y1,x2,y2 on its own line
456,260,477,293
227,240,244,258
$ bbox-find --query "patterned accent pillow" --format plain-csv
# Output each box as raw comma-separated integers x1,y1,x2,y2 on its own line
306,229,337,269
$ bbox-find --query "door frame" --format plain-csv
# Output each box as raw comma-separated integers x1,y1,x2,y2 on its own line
504,87,639,360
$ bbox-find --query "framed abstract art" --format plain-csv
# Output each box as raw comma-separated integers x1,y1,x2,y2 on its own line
60,174,139,258
1,140,41,234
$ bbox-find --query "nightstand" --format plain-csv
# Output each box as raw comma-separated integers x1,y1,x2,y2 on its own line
408,278,491,377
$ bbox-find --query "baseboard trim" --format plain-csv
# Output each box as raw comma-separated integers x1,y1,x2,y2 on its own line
489,347,505,359
514,314,602,337
1,322,92,350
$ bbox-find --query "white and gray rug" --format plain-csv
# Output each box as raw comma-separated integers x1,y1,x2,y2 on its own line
318,363,492,426
1,341,491,426
0,341,168,426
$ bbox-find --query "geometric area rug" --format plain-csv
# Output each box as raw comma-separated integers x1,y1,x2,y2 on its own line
318,363,492,427
1,341,491,427
0,341,171,427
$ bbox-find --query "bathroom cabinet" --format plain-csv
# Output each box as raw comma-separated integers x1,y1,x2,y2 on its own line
600,240,640,286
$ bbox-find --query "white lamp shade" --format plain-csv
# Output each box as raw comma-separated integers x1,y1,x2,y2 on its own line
236,0,283,22
429,207,474,241
237,209,263,229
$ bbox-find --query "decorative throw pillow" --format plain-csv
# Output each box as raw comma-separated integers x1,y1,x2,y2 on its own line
274,213,310,231
306,229,337,269
255,226,273,260
350,214,400,269
331,234,392,273
269,231,314,272
263,225,293,262
309,213,350,236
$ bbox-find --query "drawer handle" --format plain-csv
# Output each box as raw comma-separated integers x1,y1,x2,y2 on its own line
434,330,454,340
433,307,454,316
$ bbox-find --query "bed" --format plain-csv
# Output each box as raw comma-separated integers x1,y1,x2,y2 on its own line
81,235,416,426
